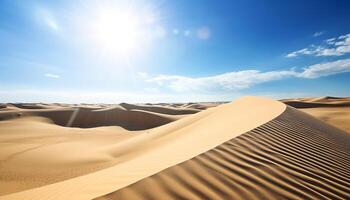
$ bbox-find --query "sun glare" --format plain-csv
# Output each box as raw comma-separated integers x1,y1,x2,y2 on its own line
90,7,146,57
79,1,154,58
76,1,160,59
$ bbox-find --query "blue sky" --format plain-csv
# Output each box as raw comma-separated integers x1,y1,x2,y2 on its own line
1,0,350,103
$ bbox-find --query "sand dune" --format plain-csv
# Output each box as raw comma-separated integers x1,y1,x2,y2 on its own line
0,96,284,199
0,104,21,111
282,97,350,133
0,116,136,195
0,96,350,200
9,103,56,110
282,96,350,108
0,103,192,130
0,102,197,195
97,107,350,200
119,103,201,115
181,102,222,110
283,100,350,108
299,107,350,133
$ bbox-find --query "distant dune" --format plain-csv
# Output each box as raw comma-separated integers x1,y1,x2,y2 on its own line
0,103,198,130
281,96,350,132
281,96,350,108
0,96,349,199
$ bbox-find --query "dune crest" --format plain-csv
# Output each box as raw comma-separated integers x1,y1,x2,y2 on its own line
2,96,350,200
0,96,285,200
0,103,194,130
282,97,350,133
97,107,350,200
282,97,350,108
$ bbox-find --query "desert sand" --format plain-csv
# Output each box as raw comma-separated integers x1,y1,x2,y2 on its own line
282,96,350,133
0,96,349,200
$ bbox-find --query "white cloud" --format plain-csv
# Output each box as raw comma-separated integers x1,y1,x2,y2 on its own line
326,37,336,44
313,31,324,37
286,33,350,57
197,26,211,40
298,58,350,78
148,70,297,92
286,48,313,57
147,58,350,92
45,73,60,78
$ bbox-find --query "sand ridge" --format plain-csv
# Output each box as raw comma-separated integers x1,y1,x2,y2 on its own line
97,106,350,200
281,96,350,108
0,102,197,130
282,97,350,132
0,96,285,200
1,96,350,200
0,116,136,195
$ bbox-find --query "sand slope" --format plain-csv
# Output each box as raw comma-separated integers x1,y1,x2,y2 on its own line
119,103,201,115
97,107,350,200
0,96,284,200
1,96,350,200
0,117,136,195
0,101,197,195
282,96,350,108
0,103,193,130
282,97,350,132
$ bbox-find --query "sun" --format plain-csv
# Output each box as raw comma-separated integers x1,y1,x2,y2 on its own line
78,1,159,59
91,8,145,56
